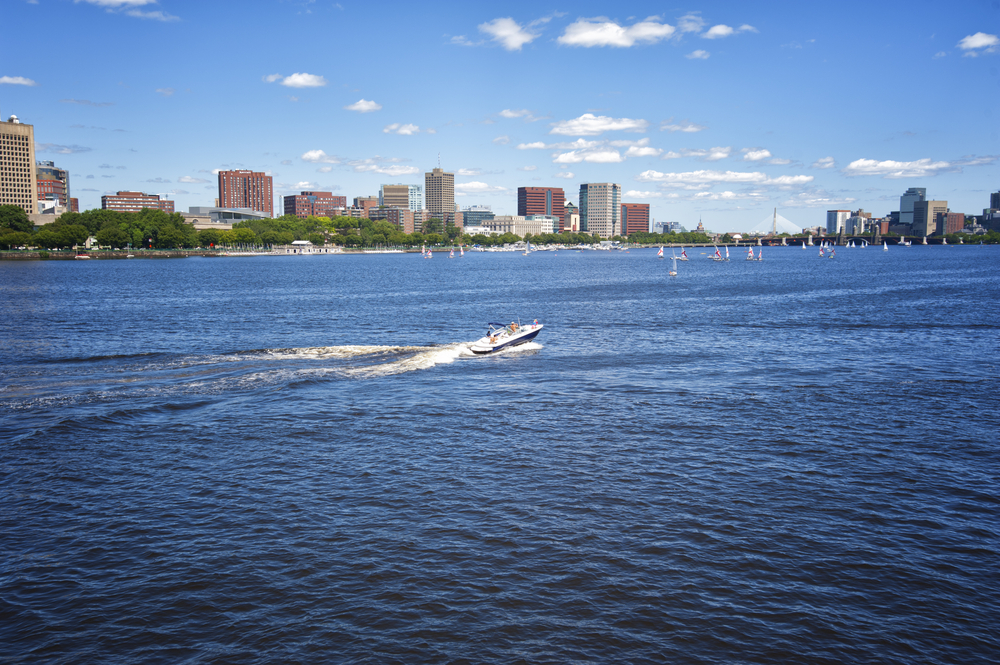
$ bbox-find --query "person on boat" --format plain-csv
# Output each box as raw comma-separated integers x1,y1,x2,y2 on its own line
510,322,518,333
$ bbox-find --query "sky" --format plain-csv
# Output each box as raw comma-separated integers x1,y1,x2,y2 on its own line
2,0,999,233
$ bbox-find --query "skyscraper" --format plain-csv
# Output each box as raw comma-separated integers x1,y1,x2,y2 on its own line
990,191,1000,210
912,200,947,236
899,187,926,229
0,114,37,215
424,168,454,221
217,170,273,216
578,183,622,238
380,184,423,211
621,203,650,236
826,210,851,234
517,187,565,229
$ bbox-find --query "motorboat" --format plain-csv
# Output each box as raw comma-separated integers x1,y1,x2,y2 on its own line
470,320,544,355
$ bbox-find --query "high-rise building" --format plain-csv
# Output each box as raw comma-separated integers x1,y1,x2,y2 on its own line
826,210,851,234
424,168,454,221
563,201,579,233
379,184,422,211
461,205,494,227
218,169,273,216
936,211,964,235
36,160,70,209
101,191,175,213
0,114,38,215
899,187,926,229
912,200,947,236
621,203,650,236
578,183,622,237
517,187,565,229
990,191,1000,210
283,191,347,218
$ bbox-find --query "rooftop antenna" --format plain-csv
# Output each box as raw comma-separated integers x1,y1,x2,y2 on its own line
437,153,441,168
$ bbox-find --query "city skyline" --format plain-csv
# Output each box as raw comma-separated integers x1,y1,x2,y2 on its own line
1,0,998,232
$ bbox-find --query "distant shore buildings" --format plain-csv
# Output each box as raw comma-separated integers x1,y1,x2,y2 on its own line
102,191,174,213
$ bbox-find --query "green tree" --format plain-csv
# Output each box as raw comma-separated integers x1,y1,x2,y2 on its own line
423,217,443,235
306,232,325,245
96,227,130,248
0,205,32,234
0,230,32,249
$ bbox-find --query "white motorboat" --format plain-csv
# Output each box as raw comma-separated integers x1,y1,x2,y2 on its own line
470,320,544,355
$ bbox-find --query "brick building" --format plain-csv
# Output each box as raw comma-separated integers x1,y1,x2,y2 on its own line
283,191,348,218
218,169,273,216
937,211,964,235
517,187,565,231
101,191,174,213
621,203,650,236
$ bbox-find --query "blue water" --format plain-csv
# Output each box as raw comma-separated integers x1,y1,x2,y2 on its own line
2,246,998,663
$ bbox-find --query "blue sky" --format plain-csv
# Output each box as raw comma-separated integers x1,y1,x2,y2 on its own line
2,0,998,232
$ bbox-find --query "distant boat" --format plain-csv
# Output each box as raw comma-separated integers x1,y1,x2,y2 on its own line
657,246,664,258
819,246,825,257
942,237,948,245
711,246,724,261
75,254,91,260
669,252,678,277
449,248,454,258
725,246,731,261
829,248,836,258
679,248,689,261
756,247,762,261
883,241,888,251
460,246,465,257
746,246,754,261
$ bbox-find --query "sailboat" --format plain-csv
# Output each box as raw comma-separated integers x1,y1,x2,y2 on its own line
819,246,826,257
679,248,689,261
523,240,531,256
756,247,762,261
449,248,455,258
829,248,836,258
669,251,678,276
746,246,754,261
657,246,664,258
942,237,948,245
724,246,731,261
712,246,724,261
460,245,464,257
883,241,888,251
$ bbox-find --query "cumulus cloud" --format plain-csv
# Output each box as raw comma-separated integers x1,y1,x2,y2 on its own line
625,190,665,198
493,135,511,145
742,148,771,161
383,123,420,135
455,181,509,194
811,156,835,169
264,73,328,88
555,171,575,179
553,148,624,164
344,99,381,112
301,149,340,164
957,32,999,56
782,190,858,208
686,50,710,59
636,169,813,187
558,17,676,48
677,13,705,33
517,141,549,150
456,168,482,176
479,18,539,51
668,146,732,161
703,24,734,39
262,74,282,83
661,119,707,132
626,145,663,158
0,76,38,86
349,157,420,177
178,175,208,183
843,157,952,178
550,113,649,136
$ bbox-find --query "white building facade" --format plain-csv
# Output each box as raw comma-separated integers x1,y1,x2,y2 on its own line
579,183,622,238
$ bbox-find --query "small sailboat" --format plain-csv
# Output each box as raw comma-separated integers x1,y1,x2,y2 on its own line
756,247,762,261
679,248,689,261
724,246,731,261
669,252,678,276
711,246,723,261
942,237,948,245
883,241,888,251
829,248,836,258
449,248,455,258
746,246,754,261
460,246,465,257
819,246,825,257
657,246,664,258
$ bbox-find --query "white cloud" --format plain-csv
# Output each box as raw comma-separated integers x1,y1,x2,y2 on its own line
738,24,758,33
671,146,731,161
493,135,511,145
295,181,319,190
351,160,420,177
742,148,771,161
957,32,999,56
842,157,952,178
782,190,858,208
934,51,947,59
558,17,676,48
626,145,663,158
500,109,531,118
811,156,835,169
301,149,340,164
518,165,537,171
262,74,282,83
155,88,174,96
178,176,208,183
661,119,707,133
677,13,705,33
555,171,575,179
0,76,38,86
625,190,664,198
686,50,710,59
456,168,482,176
383,123,420,135
426,128,437,134
317,166,333,173
281,73,328,88
517,141,550,149
455,181,509,194
662,151,683,160
125,9,178,21
553,148,624,164
344,99,381,112
550,113,649,136
636,169,813,187
703,24,734,39
693,190,767,201
146,177,171,183
76,0,178,21
479,18,539,51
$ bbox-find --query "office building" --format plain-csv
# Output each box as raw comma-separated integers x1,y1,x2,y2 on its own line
283,191,347,218
424,168,454,221
101,191,174,213
990,191,1000,211
936,211,964,235
579,183,622,237
368,206,415,234
621,203,650,236
218,169,273,216
36,160,70,209
379,184,422,211
354,196,379,217
0,114,38,215
563,202,579,233
524,215,558,234
899,187,926,229
826,210,851,234
461,205,494,227
912,200,947,236
517,187,565,229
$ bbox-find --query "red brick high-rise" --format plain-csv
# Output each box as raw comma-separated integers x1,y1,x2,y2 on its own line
621,203,650,236
218,170,273,216
517,187,565,230
283,191,347,218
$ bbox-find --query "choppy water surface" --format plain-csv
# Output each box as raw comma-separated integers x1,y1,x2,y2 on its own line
1,247,998,663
